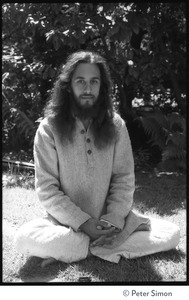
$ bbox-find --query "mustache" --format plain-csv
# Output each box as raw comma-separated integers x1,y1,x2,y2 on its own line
80,94,94,97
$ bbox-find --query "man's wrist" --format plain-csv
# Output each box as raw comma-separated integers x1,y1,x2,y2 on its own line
100,219,117,228
100,219,121,232
78,218,90,232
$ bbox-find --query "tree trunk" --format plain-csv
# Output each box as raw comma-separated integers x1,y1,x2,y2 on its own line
168,68,186,116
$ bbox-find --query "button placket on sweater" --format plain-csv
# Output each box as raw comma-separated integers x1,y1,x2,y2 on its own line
80,124,94,169
86,131,94,168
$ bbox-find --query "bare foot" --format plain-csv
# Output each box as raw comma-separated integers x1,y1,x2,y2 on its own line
41,257,56,268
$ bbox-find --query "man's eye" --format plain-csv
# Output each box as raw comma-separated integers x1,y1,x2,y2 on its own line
91,79,99,85
77,80,85,84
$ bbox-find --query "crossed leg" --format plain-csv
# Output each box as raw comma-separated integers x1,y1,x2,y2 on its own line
90,217,180,263
14,217,90,264
14,216,180,265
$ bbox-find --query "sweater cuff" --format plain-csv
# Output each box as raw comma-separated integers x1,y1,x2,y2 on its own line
100,213,126,230
100,219,119,229
71,215,91,232
73,214,91,232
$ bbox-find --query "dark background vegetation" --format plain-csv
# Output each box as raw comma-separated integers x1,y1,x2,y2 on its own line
2,3,186,172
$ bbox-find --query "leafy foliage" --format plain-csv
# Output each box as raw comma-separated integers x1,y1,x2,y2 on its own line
2,3,186,171
138,110,186,171
133,148,152,171
3,173,35,190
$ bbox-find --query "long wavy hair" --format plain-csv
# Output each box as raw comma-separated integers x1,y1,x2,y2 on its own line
44,51,118,149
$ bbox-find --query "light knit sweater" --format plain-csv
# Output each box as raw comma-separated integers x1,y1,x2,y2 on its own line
34,112,135,232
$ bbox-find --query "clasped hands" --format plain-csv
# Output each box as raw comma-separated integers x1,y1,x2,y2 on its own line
79,218,120,247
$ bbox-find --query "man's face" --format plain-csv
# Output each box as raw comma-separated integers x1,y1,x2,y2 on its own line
71,63,101,109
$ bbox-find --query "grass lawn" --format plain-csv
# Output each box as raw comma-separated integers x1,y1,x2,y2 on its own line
2,171,186,283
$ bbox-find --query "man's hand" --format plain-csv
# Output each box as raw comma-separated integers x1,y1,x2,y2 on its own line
90,220,120,247
79,218,116,241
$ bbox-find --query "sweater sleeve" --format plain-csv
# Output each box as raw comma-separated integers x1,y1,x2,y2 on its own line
34,119,91,231
100,116,135,230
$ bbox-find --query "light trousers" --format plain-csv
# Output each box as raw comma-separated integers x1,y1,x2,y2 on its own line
14,216,180,264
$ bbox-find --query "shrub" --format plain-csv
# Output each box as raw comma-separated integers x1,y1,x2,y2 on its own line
3,172,35,189
133,148,152,171
137,110,186,171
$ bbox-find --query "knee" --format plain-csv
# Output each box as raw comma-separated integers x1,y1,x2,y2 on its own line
150,217,180,250
170,223,180,248
14,223,31,254
162,220,180,250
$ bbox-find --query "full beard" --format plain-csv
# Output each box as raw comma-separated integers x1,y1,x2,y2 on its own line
70,92,101,120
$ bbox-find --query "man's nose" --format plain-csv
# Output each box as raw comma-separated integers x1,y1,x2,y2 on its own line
84,82,91,93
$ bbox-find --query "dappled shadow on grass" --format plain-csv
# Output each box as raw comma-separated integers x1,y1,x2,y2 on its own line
134,171,186,216
73,248,186,283
18,256,66,282
73,255,163,283
19,254,161,283
18,247,185,283
148,249,187,282
152,248,186,263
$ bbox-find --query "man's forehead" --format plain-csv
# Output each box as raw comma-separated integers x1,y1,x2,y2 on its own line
73,63,100,78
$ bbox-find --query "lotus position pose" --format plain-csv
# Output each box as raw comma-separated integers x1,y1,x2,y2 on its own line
14,51,180,265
